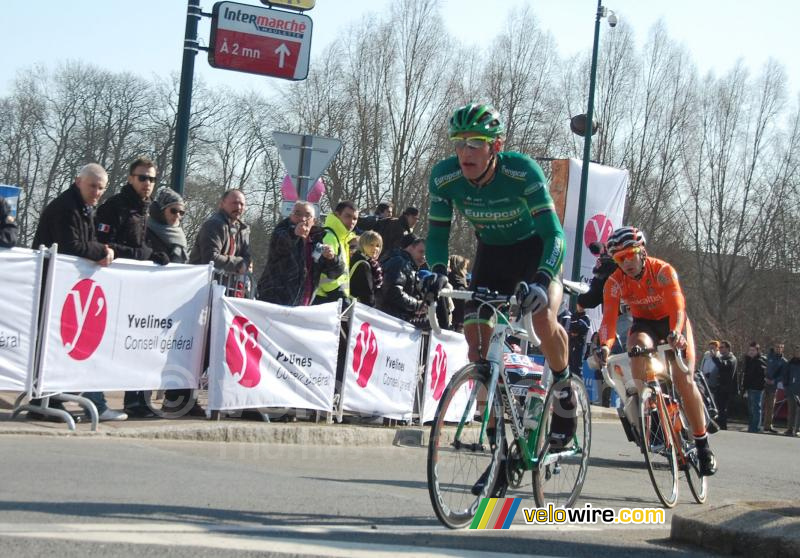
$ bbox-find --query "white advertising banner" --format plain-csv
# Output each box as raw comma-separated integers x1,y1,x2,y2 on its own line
38,255,211,393
0,248,44,392
562,158,628,329
342,303,421,420
421,329,472,423
207,290,340,411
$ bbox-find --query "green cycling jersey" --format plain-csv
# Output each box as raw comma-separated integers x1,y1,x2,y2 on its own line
426,151,565,281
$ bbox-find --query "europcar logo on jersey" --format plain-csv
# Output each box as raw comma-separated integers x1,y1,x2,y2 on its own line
225,316,262,388
60,279,107,361
352,322,378,388
584,213,614,248
430,343,448,400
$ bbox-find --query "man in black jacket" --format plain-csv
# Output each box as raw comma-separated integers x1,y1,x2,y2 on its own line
576,241,617,310
257,201,342,306
31,163,126,421
379,234,426,325
741,342,767,433
96,157,168,418
377,207,419,263
0,197,17,248
711,340,737,430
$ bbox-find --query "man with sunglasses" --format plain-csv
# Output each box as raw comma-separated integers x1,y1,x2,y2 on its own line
597,226,717,476
426,103,571,494
96,156,170,418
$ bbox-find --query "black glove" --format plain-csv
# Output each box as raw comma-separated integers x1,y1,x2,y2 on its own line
418,270,448,303
151,251,170,265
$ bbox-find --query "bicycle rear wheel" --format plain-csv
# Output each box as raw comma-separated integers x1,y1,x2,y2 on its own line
427,363,505,529
532,376,591,508
640,387,679,508
679,407,708,504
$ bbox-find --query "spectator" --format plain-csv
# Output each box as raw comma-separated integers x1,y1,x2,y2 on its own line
763,342,787,434
257,201,342,306
783,346,800,436
447,255,469,332
0,197,17,248
576,241,617,310
146,187,188,264
146,187,204,417
31,163,126,422
349,230,383,307
356,201,393,233
377,206,419,263
700,341,721,393
314,200,358,304
568,308,591,378
740,341,766,433
379,234,426,326
189,189,251,277
711,340,737,430
97,157,168,418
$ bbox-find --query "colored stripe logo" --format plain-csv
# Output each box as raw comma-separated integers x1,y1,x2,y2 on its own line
469,498,522,529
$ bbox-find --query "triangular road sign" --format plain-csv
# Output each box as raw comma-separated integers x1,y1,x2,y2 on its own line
273,132,342,201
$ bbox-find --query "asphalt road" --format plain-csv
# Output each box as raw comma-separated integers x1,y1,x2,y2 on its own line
0,421,796,557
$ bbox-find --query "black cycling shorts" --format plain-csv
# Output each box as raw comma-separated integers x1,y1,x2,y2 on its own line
629,317,671,344
466,235,555,324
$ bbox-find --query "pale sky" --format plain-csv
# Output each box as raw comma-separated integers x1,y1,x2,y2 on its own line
0,0,797,96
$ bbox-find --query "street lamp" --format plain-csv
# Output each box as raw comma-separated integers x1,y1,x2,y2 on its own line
570,0,617,288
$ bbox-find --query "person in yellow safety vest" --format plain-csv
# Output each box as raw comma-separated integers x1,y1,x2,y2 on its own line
313,200,359,304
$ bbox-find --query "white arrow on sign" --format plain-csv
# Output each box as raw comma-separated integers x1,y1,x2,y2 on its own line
275,44,291,68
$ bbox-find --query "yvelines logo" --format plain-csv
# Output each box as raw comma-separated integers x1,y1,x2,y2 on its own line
430,343,448,400
352,322,378,388
60,279,107,361
584,213,614,249
225,316,262,388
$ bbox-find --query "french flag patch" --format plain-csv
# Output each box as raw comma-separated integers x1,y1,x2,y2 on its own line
97,223,111,233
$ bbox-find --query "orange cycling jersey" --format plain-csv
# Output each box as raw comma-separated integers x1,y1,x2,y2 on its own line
600,257,687,349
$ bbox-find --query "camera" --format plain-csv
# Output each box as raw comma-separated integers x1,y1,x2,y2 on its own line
312,242,324,262
607,12,618,27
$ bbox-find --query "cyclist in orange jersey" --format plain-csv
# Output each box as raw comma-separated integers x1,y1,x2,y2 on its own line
597,226,716,476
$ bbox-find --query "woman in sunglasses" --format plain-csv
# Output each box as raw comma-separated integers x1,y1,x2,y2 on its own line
597,226,717,476
146,187,188,264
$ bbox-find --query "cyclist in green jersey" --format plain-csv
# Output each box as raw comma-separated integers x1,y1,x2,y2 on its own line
424,104,573,492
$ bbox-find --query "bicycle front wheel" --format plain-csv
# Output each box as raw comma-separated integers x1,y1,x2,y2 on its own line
533,376,591,508
640,388,679,508
427,362,505,529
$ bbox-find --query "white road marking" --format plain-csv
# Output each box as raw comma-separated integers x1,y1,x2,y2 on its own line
0,523,560,558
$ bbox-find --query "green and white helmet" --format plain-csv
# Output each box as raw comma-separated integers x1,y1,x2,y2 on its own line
448,103,504,138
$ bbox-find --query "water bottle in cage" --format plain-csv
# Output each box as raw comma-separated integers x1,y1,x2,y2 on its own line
523,384,547,432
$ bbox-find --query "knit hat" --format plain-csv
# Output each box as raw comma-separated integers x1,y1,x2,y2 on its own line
150,187,184,221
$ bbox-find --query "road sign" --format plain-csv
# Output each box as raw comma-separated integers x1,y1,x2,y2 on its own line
209,1,312,81
273,132,342,201
261,0,316,11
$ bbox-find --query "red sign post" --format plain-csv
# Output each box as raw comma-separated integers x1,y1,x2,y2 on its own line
209,1,312,80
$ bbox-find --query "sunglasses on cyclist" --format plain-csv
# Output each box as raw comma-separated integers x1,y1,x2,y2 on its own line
450,136,494,150
135,174,157,183
612,246,642,264
169,207,185,216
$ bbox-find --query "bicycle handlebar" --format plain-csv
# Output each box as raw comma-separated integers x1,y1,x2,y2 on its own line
601,343,691,392
426,288,540,347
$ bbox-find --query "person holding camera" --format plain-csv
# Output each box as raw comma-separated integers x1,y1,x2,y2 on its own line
257,201,342,306
0,196,17,248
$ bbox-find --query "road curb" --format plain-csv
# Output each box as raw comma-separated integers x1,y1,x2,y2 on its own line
0,405,617,446
671,501,800,557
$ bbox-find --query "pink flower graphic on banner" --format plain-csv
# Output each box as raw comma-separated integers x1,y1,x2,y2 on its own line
225,316,262,388
430,343,448,401
583,213,614,249
60,279,107,361
352,322,378,388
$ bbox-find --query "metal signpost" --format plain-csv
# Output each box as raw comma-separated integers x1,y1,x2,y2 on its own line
170,0,316,194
